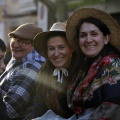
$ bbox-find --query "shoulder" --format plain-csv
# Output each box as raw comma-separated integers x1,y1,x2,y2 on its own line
22,59,44,70
100,54,120,65
14,61,43,80
107,54,120,66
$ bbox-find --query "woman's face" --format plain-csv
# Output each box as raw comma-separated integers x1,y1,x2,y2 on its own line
79,22,109,57
47,36,73,68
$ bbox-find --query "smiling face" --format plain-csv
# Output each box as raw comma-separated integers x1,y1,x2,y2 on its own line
47,36,73,68
79,22,109,57
10,37,34,60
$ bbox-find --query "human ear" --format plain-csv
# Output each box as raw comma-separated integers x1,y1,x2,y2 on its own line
104,34,110,45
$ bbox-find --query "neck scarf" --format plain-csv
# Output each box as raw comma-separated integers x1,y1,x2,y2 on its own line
67,51,118,116
53,68,68,83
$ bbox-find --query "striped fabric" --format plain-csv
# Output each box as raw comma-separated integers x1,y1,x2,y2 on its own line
0,50,45,119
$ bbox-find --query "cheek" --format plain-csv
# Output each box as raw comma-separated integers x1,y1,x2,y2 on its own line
47,51,52,59
79,39,83,47
99,40,105,48
47,52,54,64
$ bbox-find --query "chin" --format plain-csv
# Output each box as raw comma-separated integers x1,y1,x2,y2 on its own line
87,55,97,58
55,66,63,68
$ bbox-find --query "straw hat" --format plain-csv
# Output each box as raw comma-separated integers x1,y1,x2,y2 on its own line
66,7,120,52
34,22,66,57
8,23,43,41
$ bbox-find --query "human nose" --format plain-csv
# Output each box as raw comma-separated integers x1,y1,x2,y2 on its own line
54,48,59,56
86,34,92,42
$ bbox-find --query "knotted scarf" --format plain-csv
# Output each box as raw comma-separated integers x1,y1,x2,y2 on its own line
67,53,119,116
53,68,68,83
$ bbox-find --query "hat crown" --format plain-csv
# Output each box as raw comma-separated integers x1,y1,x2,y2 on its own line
49,22,66,32
8,23,43,40
66,7,120,52
34,22,67,58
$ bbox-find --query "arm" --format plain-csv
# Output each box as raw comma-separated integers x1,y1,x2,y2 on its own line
3,67,37,118
0,88,9,120
23,72,50,120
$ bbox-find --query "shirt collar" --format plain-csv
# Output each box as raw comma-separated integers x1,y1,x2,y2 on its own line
10,50,45,64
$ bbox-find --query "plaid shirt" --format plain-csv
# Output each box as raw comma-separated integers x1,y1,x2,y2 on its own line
0,50,45,118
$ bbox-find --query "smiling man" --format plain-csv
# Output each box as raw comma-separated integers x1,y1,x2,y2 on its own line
0,23,45,119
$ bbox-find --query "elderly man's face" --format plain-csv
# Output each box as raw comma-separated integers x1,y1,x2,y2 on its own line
10,36,34,60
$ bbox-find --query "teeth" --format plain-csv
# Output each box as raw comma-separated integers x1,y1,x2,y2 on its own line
55,58,63,61
85,46,94,48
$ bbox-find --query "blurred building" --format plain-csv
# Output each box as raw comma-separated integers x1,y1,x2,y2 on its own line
67,0,120,24
0,0,5,43
3,0,38,46
2,0,48,47
1,0,120,48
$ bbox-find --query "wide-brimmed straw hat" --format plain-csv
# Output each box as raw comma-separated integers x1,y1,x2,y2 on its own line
34,22,66,57
66,7,120,52
8,23,43,41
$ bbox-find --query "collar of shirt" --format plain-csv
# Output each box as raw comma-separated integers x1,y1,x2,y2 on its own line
22,50,45,62
6,50,45,70
10,50,45,63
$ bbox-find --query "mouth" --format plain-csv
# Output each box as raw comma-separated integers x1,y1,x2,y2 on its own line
12,49,23,52
54,58,63,62
85,45,95,49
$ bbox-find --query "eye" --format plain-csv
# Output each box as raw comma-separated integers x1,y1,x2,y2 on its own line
59,45,65,50
91,32,98,36
48,47,55,51
19,40,25,43
79,33,86,38
18,40,24,43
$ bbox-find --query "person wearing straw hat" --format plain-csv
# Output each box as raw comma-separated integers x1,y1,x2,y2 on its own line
65,7,120,120
0,23,45,119
23,22,80,120
29,8,120,120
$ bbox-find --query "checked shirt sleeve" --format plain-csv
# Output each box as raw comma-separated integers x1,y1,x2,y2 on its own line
3,66,38,118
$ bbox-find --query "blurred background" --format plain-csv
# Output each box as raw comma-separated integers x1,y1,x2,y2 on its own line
0,0,120,52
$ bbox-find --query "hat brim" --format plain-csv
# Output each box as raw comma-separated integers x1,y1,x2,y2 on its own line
8,32,29,40
34,31,65,58
66,8,120,52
